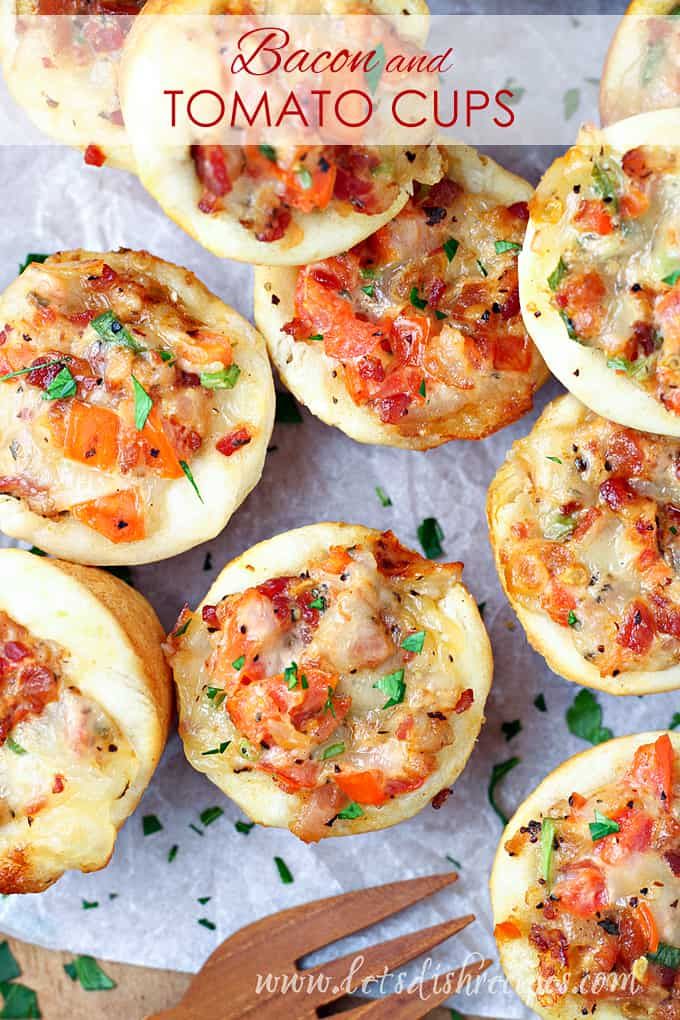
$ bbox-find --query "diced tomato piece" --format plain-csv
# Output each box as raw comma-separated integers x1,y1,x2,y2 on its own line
192,145,232,209
390,313,429,366
574,199,614,235
318,546,352,575
595,806,654,865
492,331,532,372
556,271,607,339
605,430,645,476
619,187,649,219
71,488,145,543
454,688,474,713
552,860,607,918
629,734,674,809
62,401,120,470
494,920,522,941
636,902,660,955
217,427,251,457
542,581,576,627
334,769,387,806
84,144,106,167
137,407,184,479
617,599,655,655
283,162,337,214
650,592,680,641
295,270,385,360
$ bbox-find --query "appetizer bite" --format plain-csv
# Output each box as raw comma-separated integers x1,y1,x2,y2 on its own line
601,0,680,126
255,145,547,447
488,394,680,696
0,547,171,892
120,0,441,264
491,731,680,1020
0,0,142,170
0,249,274,565
519,110,680,436
168,523,492,841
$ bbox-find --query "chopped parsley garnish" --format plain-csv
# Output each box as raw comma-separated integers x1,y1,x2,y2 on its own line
43,366,76,401
142,814,163,836
361,284,375,298
131,375,152,430
360,266,377,279
235,820,255,834
418,516,444,559
647,943,680,969
309,595,326,611
559,309,578,339
158,348,174,363
544,512,576,542
320,742,345,760
494,240,522,254
206,686,225,708
199,806,223,827
199,365,240,390
198,918,216,931
323,686,336,717
401,630,425,654
91,310,144,353
168,845,178,862
488,757,520,825
670,712,680,730
373,668,405,708
567,610,580,628
589,809,620,842
201,741,230,756
434,309,448,320
275,391,302,424
232,655,245,671
5,738,26,756
546,455,562,464
663,269,680,287
419,379,426,398
189,823,204,836
592,162,619,211
172,618,191,639
547,257,568,292
443,238,459,262
64,956,116,991
365,41,386,95
297,167,313,190
563,86,580,120
566,689,613,745
541,817,556,886
534,692,547,712
274,856,294,884
0,359,66,385
259,144,277,162
82,900,98,910
29,547,46,557
180,460,203,503
337,801,363,820
607,354,653,381
19,253,48,274
0,981,41,1017
376,486,392,507
476,259,488,278
197,896,211,905
501,719,522,742
0,944,20,984
284,662,299,689
308,334,323,342
409,286,427,310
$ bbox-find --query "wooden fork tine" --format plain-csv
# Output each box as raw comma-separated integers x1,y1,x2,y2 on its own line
342,957,493,1019
301,915,475,1011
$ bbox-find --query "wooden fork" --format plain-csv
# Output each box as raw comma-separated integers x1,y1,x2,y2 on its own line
148,872,492,1020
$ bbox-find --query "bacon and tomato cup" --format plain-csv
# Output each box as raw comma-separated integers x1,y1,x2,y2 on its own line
488,393,680,696
0,0,144,171
0,547,172,892
254,144,548,447
491,731,680,1020
519,111,680,437
0,249,274,564
601,1,680,126
167,523,492,842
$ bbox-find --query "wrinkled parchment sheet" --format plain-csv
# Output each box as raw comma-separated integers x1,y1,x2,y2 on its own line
0,21,675,1016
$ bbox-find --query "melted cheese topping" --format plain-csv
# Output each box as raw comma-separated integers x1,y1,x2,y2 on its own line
500,401,680,677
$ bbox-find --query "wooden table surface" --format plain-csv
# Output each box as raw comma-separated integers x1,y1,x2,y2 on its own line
2,934,458,1018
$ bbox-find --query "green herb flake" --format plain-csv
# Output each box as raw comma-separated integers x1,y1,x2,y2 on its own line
376,486,392,507
568,610,580,628
235,820,255,834
29,547,46,557
189,823,204,836
131,375,152,431
198,918,216,931
443,238,459,262
494,240,522,255
592,162,619,210
361,284,375,298
206,686,226,708
0,359,66,385
373,668,405,709
200,806,223,827
91,310,144,353
0,944,20,985
337,801,364,820
197,896,211,905
142,814,163,836
663,269,680,287
488,757,520,825
199,365,240,390
670,712,680,730
320,742,345,760
232,656,245,671
180,460,203,503
274,856,294,884
19,253,48,274
589,809,620,842
419,379,426,398
5,738,26,756
0,982,41,1018
546,455,563,464
544,512,577,542
308,334,323,342
541,817,556,886
434,309,448,320
409,286,427,310
309,596,326,611
323,686,336,717
259,144,277,162
647,943,680,969
534,693,547,712
275,391,303,424
547,257,568,292
566,689,613,745
446,854,462,870
401,630,426,654
284,662,299,690
476,259,488,278
172,618,191,639
501,719,522,742
559,309,579,340
365,41,386,95
63,956,116,992
563,86,580,120
42,366,76,401
297,166,313,190
82,899,98,910
418,516,444,559
168,844,178,862
201,741,230,756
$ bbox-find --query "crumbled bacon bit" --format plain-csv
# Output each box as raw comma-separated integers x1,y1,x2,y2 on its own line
431,787,452,809
202,605,220,630
454,688,474,714
599,476,636,512
216,427,252,457
507,201,529,221
84,144,106,167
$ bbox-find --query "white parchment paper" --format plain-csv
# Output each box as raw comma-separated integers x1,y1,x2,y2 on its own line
0,41,677,1016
